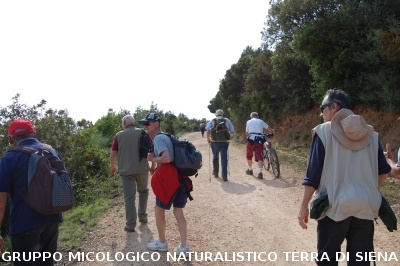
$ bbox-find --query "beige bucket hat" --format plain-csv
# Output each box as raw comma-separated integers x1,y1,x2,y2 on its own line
330,108,373,151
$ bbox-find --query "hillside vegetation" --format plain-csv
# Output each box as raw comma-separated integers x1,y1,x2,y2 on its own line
207,0,400,130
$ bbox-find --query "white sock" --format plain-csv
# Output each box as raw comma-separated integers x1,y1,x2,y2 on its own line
259,168,262,173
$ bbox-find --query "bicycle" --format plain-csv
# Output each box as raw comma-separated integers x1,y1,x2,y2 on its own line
262,133,280,178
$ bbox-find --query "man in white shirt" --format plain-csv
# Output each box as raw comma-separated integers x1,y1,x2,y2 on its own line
245,112,274,179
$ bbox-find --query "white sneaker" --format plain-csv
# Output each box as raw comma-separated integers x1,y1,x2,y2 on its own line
174,245,190,257
147,240,168,251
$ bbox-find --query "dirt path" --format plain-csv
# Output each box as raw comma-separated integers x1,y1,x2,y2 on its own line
59,132,400,265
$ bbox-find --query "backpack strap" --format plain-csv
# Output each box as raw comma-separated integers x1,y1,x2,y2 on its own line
155,132,176,164
211,117,227,129
178,173,194,201
11,146,38,154
11,144,54,155
11,145,66,174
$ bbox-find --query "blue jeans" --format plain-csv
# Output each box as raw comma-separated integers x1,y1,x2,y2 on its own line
210,142,229,178
121,173,149,230
11,222,59,266
317,216,374,266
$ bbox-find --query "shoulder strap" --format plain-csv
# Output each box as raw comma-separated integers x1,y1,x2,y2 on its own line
10,146,39,155
211,118,218,129
157,132,175,139
11,144,54,155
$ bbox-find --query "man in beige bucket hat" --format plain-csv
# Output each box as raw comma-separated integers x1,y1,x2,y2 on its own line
297,89,391,265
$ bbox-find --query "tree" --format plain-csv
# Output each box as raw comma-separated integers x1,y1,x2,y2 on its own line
263,0,400,109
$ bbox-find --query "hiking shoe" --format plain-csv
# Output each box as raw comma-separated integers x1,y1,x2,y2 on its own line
257,173,263,179
213,172,218,178
124,227,135,232
147,240,168,251
222,177,228,182
174,245,190,258
139,218,148,224
246,169,253,175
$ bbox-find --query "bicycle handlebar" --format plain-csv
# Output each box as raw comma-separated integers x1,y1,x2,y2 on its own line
263,133,274,138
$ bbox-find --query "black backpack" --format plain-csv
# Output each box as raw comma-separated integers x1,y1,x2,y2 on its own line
9,145,74,215
139,130,154,161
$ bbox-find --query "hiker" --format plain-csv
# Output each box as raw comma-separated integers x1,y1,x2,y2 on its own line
199,122,206,137
384,143,400,179
0,119,63,265
245,112,274,179
297,89,391,265
206,109,235,181
139,113,190,257
110,115,152,232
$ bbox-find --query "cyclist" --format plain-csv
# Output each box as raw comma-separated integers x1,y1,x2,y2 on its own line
245,112,274,179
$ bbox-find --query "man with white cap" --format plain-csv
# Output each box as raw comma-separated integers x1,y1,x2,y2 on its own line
297,89,391,265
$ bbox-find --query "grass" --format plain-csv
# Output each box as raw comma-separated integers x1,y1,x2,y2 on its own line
58,198,115,251
277,148,308,172
275,140,309,172
0,198,116,264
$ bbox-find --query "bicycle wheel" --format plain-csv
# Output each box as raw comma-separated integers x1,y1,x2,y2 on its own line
263,145,270,171
269,148,280,178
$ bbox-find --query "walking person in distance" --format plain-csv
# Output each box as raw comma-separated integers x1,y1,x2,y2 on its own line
199,122,206,138
110,115,151,232
245,112,274,179
206,109,235,181
297,89,391,265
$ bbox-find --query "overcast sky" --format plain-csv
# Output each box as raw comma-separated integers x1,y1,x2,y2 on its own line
0,0,270,123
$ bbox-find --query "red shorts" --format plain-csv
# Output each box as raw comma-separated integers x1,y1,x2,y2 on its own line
246,142,264,162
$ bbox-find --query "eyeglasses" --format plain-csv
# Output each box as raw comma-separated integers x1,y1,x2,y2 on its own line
320,102,334,112
144,121,155,126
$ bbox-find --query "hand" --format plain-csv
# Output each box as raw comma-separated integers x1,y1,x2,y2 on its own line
385,143,394,160
298,205,309,229
110,166,116,176
147,153,156,162
150,163,156,174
